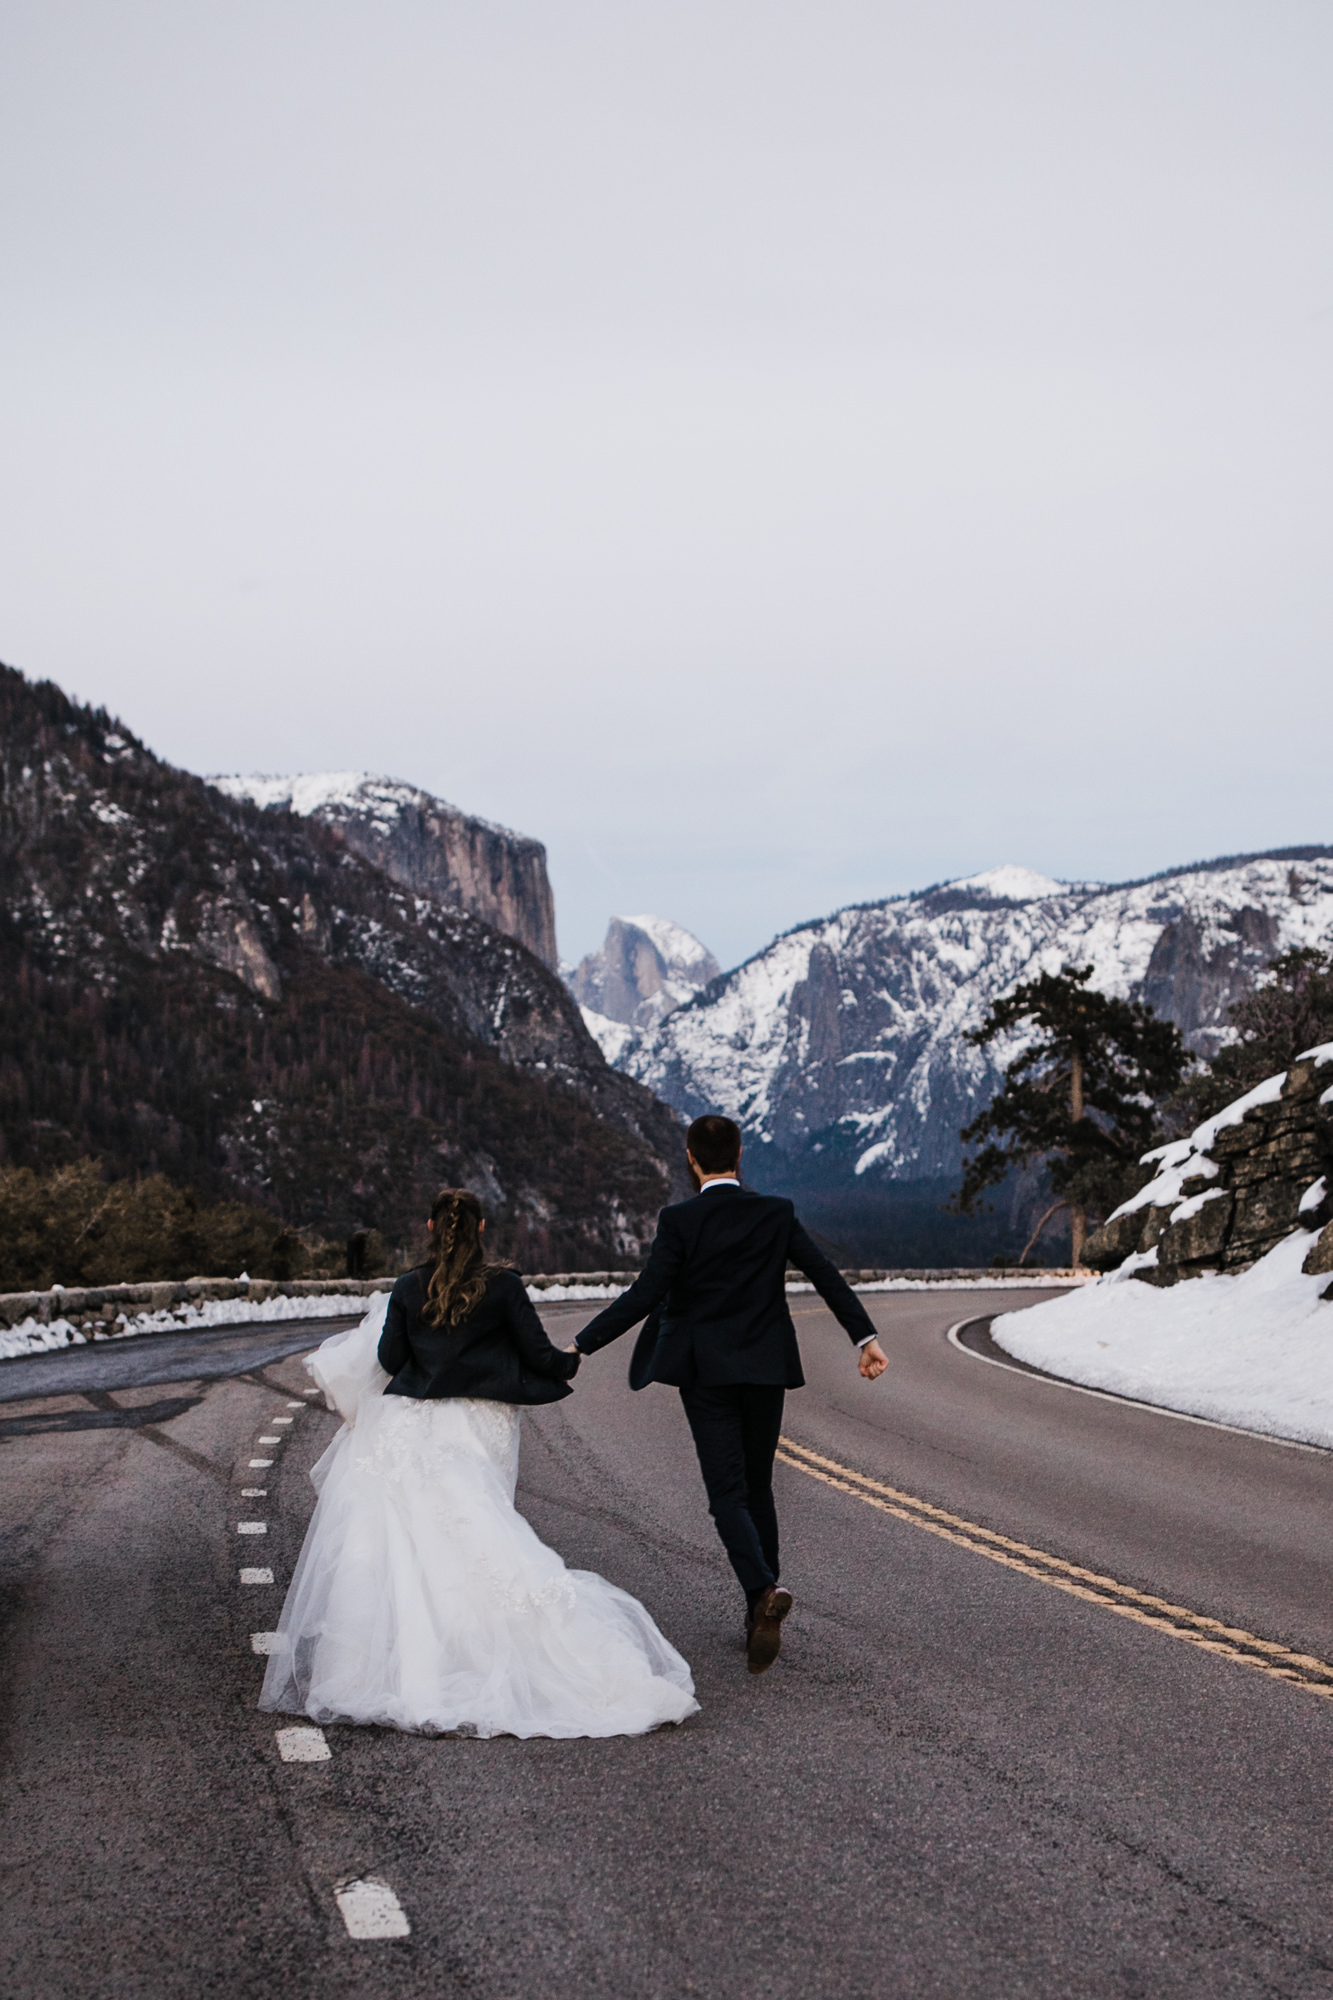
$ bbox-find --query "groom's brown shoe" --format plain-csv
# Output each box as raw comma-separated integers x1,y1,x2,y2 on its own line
746,1586,793,1674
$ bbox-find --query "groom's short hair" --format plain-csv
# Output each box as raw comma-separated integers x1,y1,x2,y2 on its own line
687,1114,742,1175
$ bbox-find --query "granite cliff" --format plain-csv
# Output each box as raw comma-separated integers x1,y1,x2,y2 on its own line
567,915,719,1057
213,772,559,969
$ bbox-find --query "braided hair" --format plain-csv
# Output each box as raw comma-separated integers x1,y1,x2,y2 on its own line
422,1188,504,1326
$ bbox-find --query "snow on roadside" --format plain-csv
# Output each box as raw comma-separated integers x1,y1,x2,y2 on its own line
0,1289,392,1362
1,1270,1090,1361
526,1283,624,1302
990,1232,1333,1448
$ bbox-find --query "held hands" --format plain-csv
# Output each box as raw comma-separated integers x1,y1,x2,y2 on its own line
858,1338,889,1381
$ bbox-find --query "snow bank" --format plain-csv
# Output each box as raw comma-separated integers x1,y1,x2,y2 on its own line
991,1232,1333,1447
0,1289,390,1362
524,1283,624,1302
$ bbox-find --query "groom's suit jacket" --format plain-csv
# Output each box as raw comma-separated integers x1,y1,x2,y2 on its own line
575,1185,877,1390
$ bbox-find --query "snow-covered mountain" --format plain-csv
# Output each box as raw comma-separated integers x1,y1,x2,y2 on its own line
609,853,1333,1231
567,916,720,1057
211,772,558,968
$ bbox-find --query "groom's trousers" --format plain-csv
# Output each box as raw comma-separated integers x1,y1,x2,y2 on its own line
679,1383,785,1604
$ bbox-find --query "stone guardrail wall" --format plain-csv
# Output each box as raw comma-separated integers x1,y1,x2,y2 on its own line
0,1276,388,1332
0,1267,1084,1333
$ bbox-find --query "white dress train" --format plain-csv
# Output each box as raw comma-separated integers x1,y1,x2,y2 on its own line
258,1298,699,1739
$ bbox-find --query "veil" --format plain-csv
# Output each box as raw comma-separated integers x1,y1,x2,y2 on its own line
304,1290,392,1426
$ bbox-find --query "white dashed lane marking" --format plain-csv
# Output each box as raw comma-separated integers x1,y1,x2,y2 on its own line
276,1726,331,1763
243,1380,398,1922
335,1879,411,1940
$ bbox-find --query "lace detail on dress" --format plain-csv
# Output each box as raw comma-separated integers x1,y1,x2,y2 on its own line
351,1396,521,1496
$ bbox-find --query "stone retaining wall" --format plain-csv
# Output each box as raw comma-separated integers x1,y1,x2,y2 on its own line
0,1266,1083,1332
0,1276,388,1333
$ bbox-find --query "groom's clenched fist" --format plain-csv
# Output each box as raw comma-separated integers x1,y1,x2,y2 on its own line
858,1339,888,1380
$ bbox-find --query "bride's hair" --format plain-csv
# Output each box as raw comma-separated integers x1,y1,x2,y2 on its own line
423,1188,505,1327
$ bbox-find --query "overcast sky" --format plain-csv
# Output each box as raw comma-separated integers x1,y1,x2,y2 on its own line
2,2,1329,969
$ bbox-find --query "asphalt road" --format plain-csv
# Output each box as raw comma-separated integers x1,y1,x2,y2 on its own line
2,1288,1331,1999
0,1317,364,1404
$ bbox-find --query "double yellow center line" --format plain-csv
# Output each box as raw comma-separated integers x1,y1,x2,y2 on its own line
776,1436,1333,1701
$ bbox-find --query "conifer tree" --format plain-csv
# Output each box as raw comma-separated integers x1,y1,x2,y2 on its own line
954,964,1190,1267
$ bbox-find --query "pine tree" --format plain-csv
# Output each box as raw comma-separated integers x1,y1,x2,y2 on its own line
954,964,1191,1267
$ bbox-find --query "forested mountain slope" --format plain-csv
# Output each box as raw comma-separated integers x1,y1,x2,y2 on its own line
0,665,686,1266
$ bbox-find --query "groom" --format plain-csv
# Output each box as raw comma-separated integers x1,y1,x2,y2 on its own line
572,1115,889,1674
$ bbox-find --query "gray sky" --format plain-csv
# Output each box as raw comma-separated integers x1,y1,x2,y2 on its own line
2,1,1330,970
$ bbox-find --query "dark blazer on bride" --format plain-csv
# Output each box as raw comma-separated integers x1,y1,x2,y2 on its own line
378,1265,579,1405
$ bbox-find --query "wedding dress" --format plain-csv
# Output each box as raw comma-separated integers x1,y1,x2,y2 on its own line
258,1296,699,1738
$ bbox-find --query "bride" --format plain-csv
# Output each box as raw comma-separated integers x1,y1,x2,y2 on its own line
259,1188,698,1738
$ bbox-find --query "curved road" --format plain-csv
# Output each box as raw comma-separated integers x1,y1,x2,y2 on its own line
2,1286,1331,1998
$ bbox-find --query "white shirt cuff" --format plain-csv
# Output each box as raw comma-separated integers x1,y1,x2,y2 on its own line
855,1333,875,1348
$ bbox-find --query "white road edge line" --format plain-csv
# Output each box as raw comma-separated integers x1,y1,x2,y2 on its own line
946,1318,1329,1456
335,1878,411,1940
239,1567,274,1584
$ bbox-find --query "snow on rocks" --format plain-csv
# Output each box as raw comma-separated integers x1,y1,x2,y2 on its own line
579,1006,636,1065
1085,1043,1333,1281
211,772,514,842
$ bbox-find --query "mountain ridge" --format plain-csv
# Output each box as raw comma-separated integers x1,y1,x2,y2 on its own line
706,845,1333,978
601,846,1333,1263
0,664,687,1266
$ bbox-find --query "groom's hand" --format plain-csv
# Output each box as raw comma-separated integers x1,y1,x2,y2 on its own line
858,1339,888,1380
564,1342,581,1355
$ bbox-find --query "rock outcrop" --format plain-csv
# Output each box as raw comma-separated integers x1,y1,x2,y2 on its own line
569,916,719,1039
212,773,559,969
1084,1043,1333,1288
